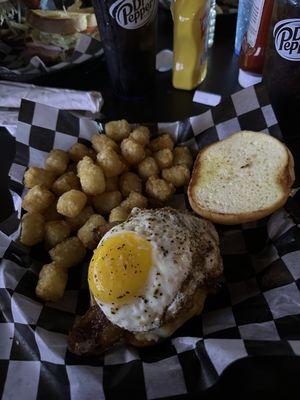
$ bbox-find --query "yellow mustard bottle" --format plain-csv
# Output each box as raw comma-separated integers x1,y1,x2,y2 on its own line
172,0,210,90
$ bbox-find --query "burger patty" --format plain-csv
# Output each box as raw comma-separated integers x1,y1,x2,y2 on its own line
68,278,221,356
68,221,222,356
68,304,124,356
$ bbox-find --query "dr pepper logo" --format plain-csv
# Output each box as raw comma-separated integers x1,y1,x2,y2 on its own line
274,19,300,61
109,0,157,29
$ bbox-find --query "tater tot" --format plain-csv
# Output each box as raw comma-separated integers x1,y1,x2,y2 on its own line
129,126,150,146
66,206,94,231
91,133,119,153
49,237,86,269
149,133,174,152
77,156,106,195
43,200,63,222
93,191,122,214
154,148,173,169
120,191,148,211
69,142,96,162
105,119,131,142
45,149,69,175
77,214,106,249
96,148,126,178
162,165,190,187
105,176,119,192
137,157,159,180
52,172,80,196
22,185,55,214
121,138,145,165
24,167,55,189
20,213,45,246
36,262,68,302
145,176,175,202
173,146,193,169
119,172,142,197
57,190,87,218
109,206,129,222
44,220,71,250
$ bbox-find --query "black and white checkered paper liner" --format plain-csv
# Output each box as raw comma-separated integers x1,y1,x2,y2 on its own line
1,84,300,400
0,34,103,81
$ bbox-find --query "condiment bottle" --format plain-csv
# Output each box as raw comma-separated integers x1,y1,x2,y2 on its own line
172,0,210,90
263,0,300,140
234,0,254,55
208,0,217,48
240,0,274,74
238,0,274,87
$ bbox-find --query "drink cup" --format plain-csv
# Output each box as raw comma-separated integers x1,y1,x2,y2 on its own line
93,0,158,99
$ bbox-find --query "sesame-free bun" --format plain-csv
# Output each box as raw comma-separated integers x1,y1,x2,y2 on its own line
188,131,295,225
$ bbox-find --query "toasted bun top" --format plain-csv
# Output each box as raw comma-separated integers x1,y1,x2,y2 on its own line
26,9,95,35
188,131,295,225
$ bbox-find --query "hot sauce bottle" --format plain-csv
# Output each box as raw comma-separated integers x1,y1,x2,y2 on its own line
238,0,274,87
240,0,275,74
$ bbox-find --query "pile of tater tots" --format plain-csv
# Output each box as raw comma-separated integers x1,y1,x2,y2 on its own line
20,120,193,302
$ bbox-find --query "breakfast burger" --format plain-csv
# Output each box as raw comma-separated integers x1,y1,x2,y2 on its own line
68,207,223,355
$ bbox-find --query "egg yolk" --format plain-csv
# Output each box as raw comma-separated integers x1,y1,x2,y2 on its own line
88,231,153,305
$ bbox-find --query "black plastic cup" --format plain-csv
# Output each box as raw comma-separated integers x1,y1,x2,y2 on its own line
93,0,158,99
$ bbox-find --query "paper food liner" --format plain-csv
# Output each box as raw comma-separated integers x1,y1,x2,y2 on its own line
0,34,103,82
1,84,300,400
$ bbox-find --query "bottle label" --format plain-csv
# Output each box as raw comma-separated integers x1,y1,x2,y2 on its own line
109,0,157,30
274,19,300,61
247,0,265,48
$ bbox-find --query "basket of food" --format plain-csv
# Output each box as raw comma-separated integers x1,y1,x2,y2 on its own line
0,84,299,399
0,0,102,81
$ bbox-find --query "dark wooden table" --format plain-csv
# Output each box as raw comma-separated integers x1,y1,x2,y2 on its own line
33,10,241,123
1,9,300,399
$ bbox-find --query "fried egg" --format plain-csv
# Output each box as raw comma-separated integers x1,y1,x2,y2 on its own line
88,207,222,335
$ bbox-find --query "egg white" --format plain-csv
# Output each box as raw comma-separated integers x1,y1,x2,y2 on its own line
93,207,220,333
